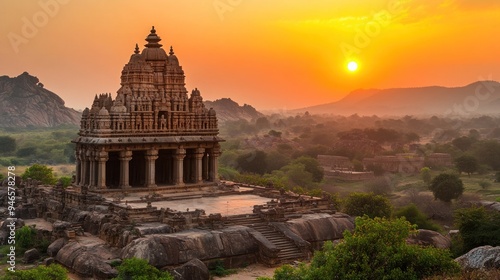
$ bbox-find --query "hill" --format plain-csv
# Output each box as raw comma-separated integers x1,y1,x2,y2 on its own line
295,81,500,116
204,98,263,122
0,72,81,127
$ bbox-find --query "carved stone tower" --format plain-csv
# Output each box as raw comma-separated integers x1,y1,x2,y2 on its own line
73,27,222,190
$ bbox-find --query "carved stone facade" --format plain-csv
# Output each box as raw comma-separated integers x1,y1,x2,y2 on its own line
73,27,222,190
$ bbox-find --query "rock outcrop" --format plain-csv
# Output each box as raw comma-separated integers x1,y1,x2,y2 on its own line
171,258,209,280
55,240,118,279
121,226,257,267
204,98,262,122
455,246,500,270
407,229,451,249
281,213,355,249
0,72,81,127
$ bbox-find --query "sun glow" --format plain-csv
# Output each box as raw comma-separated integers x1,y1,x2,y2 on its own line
347,61,358,72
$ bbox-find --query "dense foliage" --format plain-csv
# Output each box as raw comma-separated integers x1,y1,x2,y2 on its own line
113,258,173,280
454,207,500,254
2,264,69,280
454,155,478,176
261,217,460,280
394,203,440,231
429,173,464,202
21,164,57,185
343,192,392,218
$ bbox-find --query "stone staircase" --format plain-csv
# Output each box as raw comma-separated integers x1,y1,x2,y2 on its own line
224,214,306,263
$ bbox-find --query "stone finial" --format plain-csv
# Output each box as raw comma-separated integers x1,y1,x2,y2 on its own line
134,43,140,54
169,46,174,55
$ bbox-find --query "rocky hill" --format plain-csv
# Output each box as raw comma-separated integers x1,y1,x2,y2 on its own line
295,81,500,116
204,98,263,122
0,72,81,127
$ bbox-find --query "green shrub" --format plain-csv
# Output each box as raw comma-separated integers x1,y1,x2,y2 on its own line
478,180,491,189
3,263,68,280
16,226,36,253
344,192,392,218
113,257,173,280
394,204,440,231
265,217,460,280
454,206,500,254
209,260,237,277
21,164,57,185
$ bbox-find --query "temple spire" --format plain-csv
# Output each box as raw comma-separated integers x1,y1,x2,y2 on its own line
144,25,162,48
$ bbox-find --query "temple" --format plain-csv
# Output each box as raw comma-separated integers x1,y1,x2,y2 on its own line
73,27,223,190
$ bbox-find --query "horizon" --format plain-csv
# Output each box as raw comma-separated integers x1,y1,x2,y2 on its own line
1,1,500,111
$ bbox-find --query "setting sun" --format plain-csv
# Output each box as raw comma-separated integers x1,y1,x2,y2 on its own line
347,61,358,72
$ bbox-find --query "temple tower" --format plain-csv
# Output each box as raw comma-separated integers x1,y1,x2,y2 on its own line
73,27,222,190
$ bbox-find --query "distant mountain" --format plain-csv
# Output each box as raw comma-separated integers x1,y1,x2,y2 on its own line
295,81,500,116
0,72,81,127
204,98,263,122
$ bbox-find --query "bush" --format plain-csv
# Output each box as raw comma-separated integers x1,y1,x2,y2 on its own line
59,176,72,188
394,204,440,231
429,173,464,202
343,192,392,218
113,257,173,280
16,226,36,252
264,217,460,280
21,164,57,185
420,167,432,186
3,263,69,280
478,180,491,190
454,207,500,254
209,260,237,277
364,177,393,195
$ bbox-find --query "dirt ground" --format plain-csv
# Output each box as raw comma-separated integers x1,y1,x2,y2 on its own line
213,263,277,280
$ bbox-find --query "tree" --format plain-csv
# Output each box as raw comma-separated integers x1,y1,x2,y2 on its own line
21,164,57,185
394,203,440,231
3,264,69,280
17,226,37,252
291,156,323,182
0,136,16,154
255,117,270,130
420,167,432,186
364,177,392,196
429,173,464,202
236,150,267,175
262,217,460,280
113,258,173,280
452,136,474,151
343,192,392,218
454,155,478,176
454,207,500,254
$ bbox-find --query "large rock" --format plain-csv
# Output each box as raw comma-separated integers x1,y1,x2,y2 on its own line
407,229,451,249
47,238,67,257
0,72,81,127
282,213,354,249
121,226,257,267
455,246,500,270
23,248,40,264
56,241,118,278
172,258,209,280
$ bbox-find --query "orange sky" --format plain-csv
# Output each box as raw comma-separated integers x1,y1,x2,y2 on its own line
1,0,499,111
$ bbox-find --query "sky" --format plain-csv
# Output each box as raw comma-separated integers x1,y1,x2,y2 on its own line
1,0,499,111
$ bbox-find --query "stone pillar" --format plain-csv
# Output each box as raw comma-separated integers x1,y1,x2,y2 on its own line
80,150,87,187
209,147,220,182
202,153,209,181
96,150,108,189
88,150,96,188
174,148,186,186
119,150,132,189
194,148,205,184
75,150,81,186
145,149,158,188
